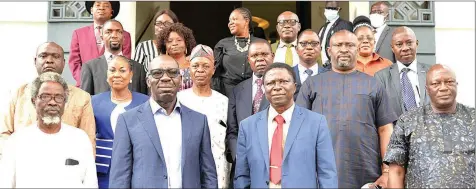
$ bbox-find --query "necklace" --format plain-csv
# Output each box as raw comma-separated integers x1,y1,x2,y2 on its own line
112,90,132,102
234,34,251,52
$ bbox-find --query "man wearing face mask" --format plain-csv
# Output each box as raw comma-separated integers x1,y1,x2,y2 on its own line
369,1,396,63
318,1,353,68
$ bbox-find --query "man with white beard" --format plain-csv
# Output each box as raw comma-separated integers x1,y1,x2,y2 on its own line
0,72,98,188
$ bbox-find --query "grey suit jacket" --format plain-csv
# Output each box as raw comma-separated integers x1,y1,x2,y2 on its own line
374,62,431,117
225,77,269,163
80,55,148,95
375,25,396,63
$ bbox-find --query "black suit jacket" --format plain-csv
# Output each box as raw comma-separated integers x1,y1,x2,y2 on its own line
225,77,269,163
80,55,148,95
318,17,353,60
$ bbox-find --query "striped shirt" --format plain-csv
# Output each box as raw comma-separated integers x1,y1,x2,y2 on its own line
296,70,398,188
133,40,159,72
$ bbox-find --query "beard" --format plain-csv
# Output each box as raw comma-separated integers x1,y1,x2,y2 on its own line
42,115,61,125
110,42,122,51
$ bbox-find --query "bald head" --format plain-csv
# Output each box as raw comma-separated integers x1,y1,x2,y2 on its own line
327,30,359,73
277,11,299,22
149,55,179,71
36,42,64,56
426,64,458,112
392,26,416,40
329,30,358,45
276,11,301,43
426,64,457,85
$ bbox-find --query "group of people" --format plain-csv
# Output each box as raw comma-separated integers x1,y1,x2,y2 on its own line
0,1,474,189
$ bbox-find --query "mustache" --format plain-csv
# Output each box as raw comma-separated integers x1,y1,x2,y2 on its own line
44,106,60,111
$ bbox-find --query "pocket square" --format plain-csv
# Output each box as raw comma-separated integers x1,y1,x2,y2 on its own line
65,158,79,166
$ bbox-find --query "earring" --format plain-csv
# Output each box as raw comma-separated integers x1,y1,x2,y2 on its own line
185,48,187,55
130,79,132,83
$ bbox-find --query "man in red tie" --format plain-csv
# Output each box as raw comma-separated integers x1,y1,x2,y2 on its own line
234,63,337,188
68,1,132,87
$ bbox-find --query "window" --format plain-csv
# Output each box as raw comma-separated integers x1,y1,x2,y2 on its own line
370,1,435,26
48,1,93,22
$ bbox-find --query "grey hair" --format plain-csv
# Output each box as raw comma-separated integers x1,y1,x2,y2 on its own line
30,72,69,104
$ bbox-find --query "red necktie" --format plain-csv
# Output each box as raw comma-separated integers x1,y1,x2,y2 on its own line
270,114,284,185
252,78,263,114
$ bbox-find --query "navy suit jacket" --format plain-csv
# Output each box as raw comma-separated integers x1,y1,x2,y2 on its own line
109,101,218,188
234,105,338,188
226,77,269,163
293,64,327,100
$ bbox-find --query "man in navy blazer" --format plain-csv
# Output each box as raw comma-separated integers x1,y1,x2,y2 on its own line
293,29,327,99
235,63,337,188
109,55,217,188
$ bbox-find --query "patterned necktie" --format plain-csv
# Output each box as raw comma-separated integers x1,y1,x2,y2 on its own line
270,114,284,185
304,69,314,82
95,25,104,51
285,44,293,66
252,78,264,114
401,68,417,111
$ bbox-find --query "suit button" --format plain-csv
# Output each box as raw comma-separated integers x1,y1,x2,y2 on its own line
163,175,167,179
266,181,269,185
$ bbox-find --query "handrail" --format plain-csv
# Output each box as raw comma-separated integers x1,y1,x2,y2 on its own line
136,6,161,45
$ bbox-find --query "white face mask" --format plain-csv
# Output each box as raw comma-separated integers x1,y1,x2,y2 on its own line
369,13,385,28
324,9,339,21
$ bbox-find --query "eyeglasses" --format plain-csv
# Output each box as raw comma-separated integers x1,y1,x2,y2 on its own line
155,21,173,27
325,7,340,11
277,19,299,26
299,41,320,48
357,36,375,42
38,94,65,103
249,52,271,59
148,68,180,79
429,80,457,88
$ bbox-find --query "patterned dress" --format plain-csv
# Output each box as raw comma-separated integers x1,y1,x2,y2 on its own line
178,89,231,188
180,68,193,91
384,103,475,188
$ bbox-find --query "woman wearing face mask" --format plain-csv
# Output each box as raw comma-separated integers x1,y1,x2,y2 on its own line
353,16,392,76
133,9,179,73
156,23,197,91
318,1,353,68
91,56,149,189
212,7,261,98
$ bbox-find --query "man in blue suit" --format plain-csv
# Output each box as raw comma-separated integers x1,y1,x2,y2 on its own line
235,63,337,188
225,40,274,187
293,29,327,99
109,55,218,188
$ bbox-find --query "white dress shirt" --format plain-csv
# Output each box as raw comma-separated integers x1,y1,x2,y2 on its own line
297,63,319,84
319,16,339,64
267,103,294,188
109,100,131,134
0,123,97,188
373,24,387,52
178,89,230,189
252,74,265,100
273,39,300,66
150,98,182,188
104,51,123,64
397,60,421,106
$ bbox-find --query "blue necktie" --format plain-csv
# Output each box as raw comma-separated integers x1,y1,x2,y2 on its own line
401,68,417,111
304,69,313,82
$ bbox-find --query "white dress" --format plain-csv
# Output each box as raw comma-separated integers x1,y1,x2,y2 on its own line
178,89,230,188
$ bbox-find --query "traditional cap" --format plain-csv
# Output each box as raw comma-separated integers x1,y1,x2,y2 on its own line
189,44,214,63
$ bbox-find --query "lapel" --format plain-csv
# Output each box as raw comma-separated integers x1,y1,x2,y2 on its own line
389,64,404,110
88,25,101,57
293,65,301,85
180,104,194,168
416,62,427,106
138,103,165,162
101,92,117,137
258,97,269,111
97,56,111,91
239,79,253,116
326,18,341,42
375,25,390,52
256,109,270,171
283,106,304,161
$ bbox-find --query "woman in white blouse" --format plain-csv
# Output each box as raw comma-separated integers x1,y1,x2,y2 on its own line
179,44,230,188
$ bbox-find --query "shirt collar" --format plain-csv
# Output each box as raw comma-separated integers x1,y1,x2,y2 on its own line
104,51,123,61
278,39,298,48
375,23,387,33
93,23,103,29
149,97,181,115
397,58,418,73
297,62,318,75
252,74,263,86
268,103,295,124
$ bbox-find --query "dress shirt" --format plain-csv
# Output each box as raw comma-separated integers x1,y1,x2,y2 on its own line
273,39,300,66
297,63,319,84
373,24,387,52
104,51,123,64
320,16,339,63
149,98,182,188
252,74,265,101
109,100,131,134
267,103,294,188
397,60,421,106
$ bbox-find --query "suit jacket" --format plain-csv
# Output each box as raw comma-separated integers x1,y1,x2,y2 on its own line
91,91,149,189
80,55,148,96
374,62,431,117
375,25,396,63
293,64,327,100
69,24,132,87
226,77,270,163
109,102,218,188
234,105,338,188
318,17,353,60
